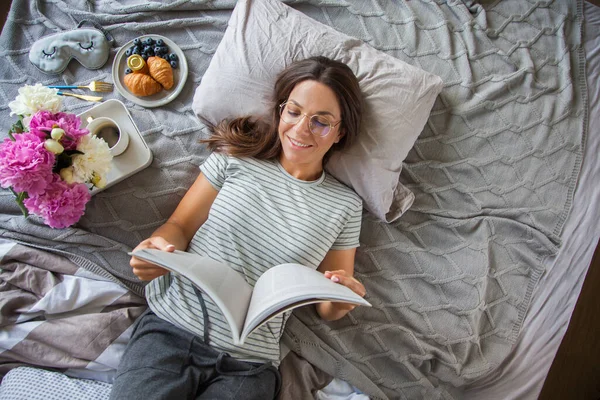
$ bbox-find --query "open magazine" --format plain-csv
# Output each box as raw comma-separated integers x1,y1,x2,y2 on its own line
131,249,371,345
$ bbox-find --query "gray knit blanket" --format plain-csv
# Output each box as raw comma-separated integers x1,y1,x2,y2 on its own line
0,1,587,399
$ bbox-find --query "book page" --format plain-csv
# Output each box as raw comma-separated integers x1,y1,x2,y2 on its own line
131,249,253,343
240,263,371,341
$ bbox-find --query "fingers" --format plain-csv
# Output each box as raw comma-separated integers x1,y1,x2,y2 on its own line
130,255,170,281
139,236,176,252
323,270,366,297
130,236,175,281
132,265,169,281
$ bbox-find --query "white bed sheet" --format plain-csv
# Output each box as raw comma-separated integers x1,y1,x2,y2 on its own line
462,2,600,399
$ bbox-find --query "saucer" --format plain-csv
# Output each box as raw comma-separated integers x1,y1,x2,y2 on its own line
78,99,153,194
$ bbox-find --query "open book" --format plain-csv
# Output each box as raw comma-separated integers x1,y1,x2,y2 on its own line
131,249,371,345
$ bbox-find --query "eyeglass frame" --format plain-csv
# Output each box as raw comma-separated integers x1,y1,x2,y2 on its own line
278,102,342,137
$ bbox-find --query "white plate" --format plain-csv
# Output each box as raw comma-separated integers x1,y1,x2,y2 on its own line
112,35,188,108
78,99,153,194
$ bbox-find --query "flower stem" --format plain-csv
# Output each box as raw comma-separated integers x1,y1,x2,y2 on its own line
9,188,29,217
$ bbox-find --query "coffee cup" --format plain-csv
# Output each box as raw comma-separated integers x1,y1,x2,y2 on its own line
86,116,130,156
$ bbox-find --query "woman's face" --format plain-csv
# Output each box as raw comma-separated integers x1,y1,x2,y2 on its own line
278,80,343,181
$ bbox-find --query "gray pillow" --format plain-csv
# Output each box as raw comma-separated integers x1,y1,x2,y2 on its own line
192,0,443,222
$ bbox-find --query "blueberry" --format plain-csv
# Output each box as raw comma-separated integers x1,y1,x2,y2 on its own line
125,68,132,74
133,38,141,46
158,46,169,54
125,49,132,57
143,38,154,46
170,60,178,69
168,53,178,61
162,54,170,60
154,47,164,55
156,39,164,46
132,47,141,55
142,54,149,61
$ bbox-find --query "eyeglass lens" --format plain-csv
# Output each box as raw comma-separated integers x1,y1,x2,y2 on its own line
280,103,333,136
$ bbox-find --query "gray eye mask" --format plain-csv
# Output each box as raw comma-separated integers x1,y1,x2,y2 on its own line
29,21,114,74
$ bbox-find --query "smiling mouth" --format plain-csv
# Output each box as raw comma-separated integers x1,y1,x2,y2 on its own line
288,136,312,148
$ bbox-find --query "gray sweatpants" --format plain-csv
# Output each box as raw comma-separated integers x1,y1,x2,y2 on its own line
109,311,281,400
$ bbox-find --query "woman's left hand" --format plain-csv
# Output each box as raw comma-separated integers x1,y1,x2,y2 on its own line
316,248,364,320
324,269,366,296
323,269,366,312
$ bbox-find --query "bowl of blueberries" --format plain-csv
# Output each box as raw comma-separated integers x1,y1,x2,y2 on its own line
112,35,188,108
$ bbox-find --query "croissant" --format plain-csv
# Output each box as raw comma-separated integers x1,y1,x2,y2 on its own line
148,56,174,90
124,72,162,97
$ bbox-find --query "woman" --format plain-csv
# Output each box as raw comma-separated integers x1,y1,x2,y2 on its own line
110,56,366,400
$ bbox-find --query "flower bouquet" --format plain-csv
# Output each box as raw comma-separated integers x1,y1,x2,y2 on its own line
0,84,112,229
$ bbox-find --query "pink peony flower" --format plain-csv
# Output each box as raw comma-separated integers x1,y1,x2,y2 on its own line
23,175,91,229
0,132,54,196
29,111,89,150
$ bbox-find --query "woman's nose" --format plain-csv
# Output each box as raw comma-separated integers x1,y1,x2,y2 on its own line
293,114,311,134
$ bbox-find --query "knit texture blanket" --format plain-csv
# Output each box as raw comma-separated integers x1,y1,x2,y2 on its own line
0,1,587,399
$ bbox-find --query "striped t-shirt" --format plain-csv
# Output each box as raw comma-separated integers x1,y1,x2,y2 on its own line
146,153,362,365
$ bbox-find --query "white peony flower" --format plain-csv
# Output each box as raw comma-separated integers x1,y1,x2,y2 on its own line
69,134,113,184
8,83,62,119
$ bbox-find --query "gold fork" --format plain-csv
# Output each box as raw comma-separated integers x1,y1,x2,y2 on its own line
57,92,103,102
48,81,114,92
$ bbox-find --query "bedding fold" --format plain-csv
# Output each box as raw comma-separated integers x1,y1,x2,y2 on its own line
0,241,146,382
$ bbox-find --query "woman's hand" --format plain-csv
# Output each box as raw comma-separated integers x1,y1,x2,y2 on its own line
130,236,175,281
129,172,220,282
323,269,366,300
315,249,364,321
316,268,367,321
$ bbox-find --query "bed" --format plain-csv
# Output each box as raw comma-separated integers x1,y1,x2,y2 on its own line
0,0,598,399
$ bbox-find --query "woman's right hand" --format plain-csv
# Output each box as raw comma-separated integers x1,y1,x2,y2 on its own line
130,236,175,281
129,172,219,281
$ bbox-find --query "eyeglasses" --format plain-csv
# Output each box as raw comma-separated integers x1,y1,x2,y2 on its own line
279,102,341,137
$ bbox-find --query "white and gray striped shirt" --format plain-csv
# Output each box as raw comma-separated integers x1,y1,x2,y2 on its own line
146,153,362,364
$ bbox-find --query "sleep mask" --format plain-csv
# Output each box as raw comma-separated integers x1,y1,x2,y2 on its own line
29,20,114,74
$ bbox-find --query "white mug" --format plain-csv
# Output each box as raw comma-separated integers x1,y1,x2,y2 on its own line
86,116,130,156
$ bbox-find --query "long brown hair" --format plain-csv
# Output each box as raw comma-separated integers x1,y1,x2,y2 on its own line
201,56,363,160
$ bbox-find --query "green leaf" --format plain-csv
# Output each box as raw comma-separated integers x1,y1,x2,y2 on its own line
11,119,24,133
7,118,24,140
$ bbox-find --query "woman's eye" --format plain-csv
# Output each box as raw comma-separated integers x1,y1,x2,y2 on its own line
287,110,300,117
313,118,329,128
